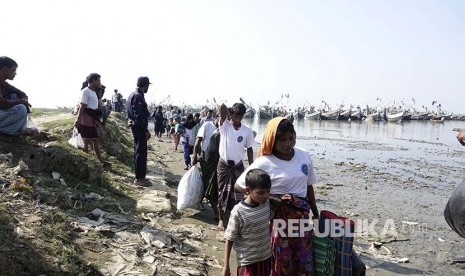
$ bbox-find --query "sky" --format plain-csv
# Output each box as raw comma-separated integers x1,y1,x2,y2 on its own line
3,0,465,113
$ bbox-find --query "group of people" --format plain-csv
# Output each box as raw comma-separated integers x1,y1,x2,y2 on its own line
5,55,465,276
174,101,320,275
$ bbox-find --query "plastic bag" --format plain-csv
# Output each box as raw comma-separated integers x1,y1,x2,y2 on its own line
21,115,40,136
177,165,204,210
68,127,84,149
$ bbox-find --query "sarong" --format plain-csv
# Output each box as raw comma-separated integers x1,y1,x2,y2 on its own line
200,157,218,208
217,158,244,212
237,257,272,276
270,196,315,276
201,131,220,208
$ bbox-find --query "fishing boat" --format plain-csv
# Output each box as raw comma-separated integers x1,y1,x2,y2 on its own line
364,111,382,122
293,110,305,120
410,112,431,120
305,110,321,120
384,109,405,123
338,109,352,121
431,117,445,124
240,97,256,118
349,109,364,121
258,105,273,120
320,109,340,120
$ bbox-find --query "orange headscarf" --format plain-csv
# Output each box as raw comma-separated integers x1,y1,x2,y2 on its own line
258,116,286,157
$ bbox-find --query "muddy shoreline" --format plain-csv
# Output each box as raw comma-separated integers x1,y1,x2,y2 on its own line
155,131,465,275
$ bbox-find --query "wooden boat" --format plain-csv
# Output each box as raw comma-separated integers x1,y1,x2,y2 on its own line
364,112,382,122
294,111,305,120
240,97,256,118
431,117,445,124
243,107,256,118
258,105,273,120
349,110,364,121
410,112,431,120
384,110,405,123
305,111,321,120
320,110,340,120
338,109,352,121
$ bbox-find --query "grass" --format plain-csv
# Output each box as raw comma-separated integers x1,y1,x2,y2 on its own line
0,110,138,275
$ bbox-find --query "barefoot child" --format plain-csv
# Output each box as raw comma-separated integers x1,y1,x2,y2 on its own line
222,169,272,276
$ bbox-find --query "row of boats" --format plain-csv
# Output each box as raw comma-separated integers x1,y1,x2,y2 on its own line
252,105,464,123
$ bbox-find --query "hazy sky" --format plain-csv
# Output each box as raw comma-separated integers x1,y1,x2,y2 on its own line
3,0,465,113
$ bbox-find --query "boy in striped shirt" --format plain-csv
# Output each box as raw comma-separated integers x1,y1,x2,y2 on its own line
222,169,273,276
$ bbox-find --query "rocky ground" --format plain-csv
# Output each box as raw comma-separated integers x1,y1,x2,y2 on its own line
0,111,464,275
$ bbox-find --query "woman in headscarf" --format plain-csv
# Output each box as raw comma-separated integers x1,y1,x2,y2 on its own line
235,117,319,275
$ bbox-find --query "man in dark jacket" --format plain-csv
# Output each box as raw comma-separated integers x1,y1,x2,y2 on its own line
126,76,152,186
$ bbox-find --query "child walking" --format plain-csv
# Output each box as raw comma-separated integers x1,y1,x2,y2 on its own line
222,169,272,276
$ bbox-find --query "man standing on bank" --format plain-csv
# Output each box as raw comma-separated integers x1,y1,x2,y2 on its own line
126,76,152,187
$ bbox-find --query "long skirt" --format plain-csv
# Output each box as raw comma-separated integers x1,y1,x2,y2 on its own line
0,104,27,135
270,196,315,276
237,257,272,276
217,159,244,212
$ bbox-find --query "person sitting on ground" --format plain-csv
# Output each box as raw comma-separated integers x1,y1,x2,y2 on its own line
0,56,32,136
222,169,274,276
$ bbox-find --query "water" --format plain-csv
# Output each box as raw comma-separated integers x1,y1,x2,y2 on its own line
242,118,465,187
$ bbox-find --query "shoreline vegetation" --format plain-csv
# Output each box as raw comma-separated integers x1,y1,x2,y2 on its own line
0,109,464,275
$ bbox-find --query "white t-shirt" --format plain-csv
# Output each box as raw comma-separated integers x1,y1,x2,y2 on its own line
80,87,99,110
197,121,217,151
236,147,317,198
224,200,272,266
181,127,195,146
219,120,255,165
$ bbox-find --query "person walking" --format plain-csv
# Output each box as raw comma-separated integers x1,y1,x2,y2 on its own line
222,169,274,276
151,105,165,141
126,76,152,187
217,102,255,230
0,56,32,136
235,117,319,275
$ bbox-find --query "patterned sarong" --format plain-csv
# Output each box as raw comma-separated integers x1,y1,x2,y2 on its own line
318,210,355,276
270,196,315,276
217,158,244,212
313,236,336,276
237,257,272,276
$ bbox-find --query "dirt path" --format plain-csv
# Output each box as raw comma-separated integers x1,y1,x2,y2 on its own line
146,132,465,275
